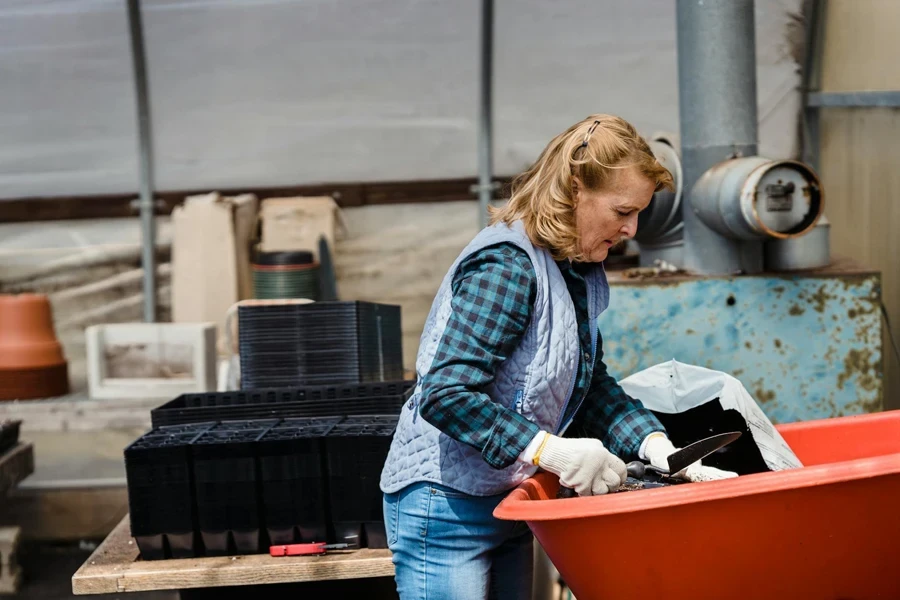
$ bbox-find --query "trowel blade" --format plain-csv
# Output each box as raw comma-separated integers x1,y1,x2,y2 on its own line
666,431,742,474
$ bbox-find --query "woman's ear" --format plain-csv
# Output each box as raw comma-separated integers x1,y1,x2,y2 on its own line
572,177,581,207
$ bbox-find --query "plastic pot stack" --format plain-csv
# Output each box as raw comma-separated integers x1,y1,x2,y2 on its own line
252,251,320,300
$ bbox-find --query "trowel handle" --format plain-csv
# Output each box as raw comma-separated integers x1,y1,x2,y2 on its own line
626,461,646,479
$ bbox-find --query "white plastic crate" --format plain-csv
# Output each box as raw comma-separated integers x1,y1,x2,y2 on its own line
86,323,217,400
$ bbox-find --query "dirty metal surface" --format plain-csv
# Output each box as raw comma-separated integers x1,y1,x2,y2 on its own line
599,268,883,423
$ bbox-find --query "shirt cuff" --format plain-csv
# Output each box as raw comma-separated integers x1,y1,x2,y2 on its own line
482,412,542,469
518,430,548,465
639,431,669,460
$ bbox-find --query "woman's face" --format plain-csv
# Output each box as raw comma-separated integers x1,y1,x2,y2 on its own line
573,166,655,262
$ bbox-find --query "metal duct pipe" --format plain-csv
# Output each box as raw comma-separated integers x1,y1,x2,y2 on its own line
636,137,683,244
691,157,823,240
676,0,759,274
635,134,685,266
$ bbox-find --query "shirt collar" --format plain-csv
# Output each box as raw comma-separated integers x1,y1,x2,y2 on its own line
557,258,599,276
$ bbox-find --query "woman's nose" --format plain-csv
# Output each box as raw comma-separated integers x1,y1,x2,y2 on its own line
620,214,638,239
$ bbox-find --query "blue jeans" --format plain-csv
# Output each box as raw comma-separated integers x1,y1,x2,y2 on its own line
383,482,534,600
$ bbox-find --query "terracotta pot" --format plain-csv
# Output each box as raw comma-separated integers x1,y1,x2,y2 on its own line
0,293,69,400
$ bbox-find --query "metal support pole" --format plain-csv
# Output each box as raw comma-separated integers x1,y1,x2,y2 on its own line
476,0,494,229
127,0,157,322
801,0,827,171
676,0,759,274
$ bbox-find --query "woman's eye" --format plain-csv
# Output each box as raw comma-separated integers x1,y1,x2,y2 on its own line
617,209,632,217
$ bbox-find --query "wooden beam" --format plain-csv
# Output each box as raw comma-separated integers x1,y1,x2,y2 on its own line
0,445,34,499
0,176,513,224
0,394,156,433
72,516,395,595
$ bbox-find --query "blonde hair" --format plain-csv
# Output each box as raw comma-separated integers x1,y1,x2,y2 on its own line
490,114,674,261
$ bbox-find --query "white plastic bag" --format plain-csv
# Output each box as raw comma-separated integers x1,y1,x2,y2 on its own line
619,359,803,470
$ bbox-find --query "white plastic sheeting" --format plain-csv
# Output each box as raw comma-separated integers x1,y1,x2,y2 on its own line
0,0,804,200
619,360,803,471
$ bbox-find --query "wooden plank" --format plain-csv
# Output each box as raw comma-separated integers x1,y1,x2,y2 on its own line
0,444,34,499
0,176,512,224
0,394,156,433
73,516,394,595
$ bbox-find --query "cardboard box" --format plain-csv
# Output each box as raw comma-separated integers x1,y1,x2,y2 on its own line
258,196,345,260
171,192,258,349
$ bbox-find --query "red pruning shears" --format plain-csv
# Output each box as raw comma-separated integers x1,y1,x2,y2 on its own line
269,542,351,557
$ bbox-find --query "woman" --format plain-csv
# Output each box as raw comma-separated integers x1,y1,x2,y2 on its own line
379,114,736,600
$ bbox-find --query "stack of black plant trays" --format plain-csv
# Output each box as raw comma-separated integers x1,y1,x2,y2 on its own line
124,301,409,560
238,301,403,387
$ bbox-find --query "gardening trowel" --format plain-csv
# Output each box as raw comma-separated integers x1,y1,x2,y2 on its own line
556,431,742,499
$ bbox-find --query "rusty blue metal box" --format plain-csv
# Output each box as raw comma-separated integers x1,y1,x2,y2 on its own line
599,259,883,423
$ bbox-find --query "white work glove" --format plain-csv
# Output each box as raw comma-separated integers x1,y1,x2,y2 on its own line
534,433,628,496
643,434,739,482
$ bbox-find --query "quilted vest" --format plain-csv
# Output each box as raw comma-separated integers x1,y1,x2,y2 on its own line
379,221,611,496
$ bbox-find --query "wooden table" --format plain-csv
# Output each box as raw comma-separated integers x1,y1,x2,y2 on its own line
72,516,396,597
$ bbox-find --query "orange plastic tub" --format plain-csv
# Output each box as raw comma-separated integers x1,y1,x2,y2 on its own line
494,411,900,600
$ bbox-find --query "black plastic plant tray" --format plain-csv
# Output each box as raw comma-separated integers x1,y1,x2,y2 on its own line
241,366,404,388
124,422,215,560
324,416,397,548
241,366,368,388
328,415,399,437
238,301,403,388
124,413,402,558
191,420,278,556
269,416,343,436
257,417,340,545
150,382,414,428
151,397,406,427
239,355,364,370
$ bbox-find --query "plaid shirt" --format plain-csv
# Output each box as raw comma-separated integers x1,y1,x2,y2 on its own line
419,243,665,470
